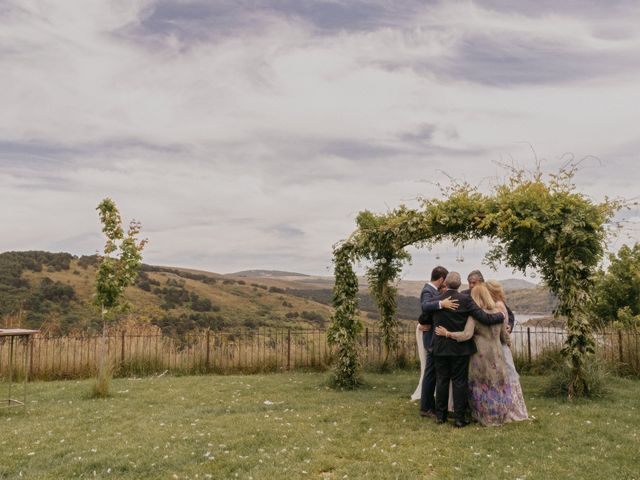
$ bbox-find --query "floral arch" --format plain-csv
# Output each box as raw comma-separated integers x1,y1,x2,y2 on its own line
328,167,619,397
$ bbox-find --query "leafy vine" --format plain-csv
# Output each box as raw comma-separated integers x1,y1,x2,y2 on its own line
329,165,621,397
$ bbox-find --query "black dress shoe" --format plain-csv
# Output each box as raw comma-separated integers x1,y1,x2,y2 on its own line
436,417,447,424
454,419,468,428
420,410,436,418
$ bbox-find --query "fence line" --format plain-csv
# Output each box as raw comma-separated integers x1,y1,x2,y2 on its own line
0,326,638,381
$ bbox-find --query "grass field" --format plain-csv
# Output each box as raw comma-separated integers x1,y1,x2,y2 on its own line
1,372,638,479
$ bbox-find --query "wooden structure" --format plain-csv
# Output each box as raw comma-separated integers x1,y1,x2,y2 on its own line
0,329,39,409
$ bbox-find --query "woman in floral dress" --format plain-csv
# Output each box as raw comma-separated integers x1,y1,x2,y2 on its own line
485,280,528,422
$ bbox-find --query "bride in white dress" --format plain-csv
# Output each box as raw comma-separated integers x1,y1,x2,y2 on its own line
411,323,427,400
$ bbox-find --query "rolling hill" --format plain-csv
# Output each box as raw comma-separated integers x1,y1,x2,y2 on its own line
0,251,556,335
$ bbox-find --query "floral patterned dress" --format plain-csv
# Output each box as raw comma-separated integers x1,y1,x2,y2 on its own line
450,305,528,426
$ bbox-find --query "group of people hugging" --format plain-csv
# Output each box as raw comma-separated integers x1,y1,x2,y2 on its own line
411,267,528,428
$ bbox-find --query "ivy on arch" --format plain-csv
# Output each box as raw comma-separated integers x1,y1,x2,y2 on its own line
327,166,621,397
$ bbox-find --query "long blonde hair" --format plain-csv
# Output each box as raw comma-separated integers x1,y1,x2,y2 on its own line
485,280,506,304
471,283,495,310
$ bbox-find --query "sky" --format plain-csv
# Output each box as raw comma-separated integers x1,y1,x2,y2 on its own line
1,0,639,281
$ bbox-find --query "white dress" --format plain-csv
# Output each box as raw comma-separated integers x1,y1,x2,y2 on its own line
411,323,427,400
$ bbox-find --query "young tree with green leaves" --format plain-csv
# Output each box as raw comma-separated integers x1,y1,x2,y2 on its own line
93,198,147,397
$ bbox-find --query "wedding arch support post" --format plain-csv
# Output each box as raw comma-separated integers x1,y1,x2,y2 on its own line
328,167,620,397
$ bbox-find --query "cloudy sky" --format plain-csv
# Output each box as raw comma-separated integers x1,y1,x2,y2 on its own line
1,0,639,281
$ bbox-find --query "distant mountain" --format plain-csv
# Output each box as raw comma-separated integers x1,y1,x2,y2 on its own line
500,279,538,291
231,270,311,278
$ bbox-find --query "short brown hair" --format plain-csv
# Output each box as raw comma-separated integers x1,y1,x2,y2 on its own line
431,266,448,282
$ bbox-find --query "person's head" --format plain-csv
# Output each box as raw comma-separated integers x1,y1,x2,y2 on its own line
430,266,449,288
471,283,496,310
467,270,485,290
443,271,461,290
485,280,506,304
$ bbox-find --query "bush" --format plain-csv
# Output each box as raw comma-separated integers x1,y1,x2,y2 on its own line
78,255,99,269
268,286,285,294
300,311,325,325
515,346,564,375
191,296,213,312
152,312,226,336
544,358,610,398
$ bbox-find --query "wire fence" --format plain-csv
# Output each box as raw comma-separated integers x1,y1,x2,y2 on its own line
0,326,638,381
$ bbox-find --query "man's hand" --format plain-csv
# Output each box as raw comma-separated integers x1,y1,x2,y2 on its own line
418,324,432,332
435,326,449,337
441,297,459,311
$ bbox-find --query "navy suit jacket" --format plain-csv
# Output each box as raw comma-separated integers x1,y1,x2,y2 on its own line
418,283,441,324
426,289,505,356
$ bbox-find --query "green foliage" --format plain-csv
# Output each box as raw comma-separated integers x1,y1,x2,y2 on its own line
300,310,326,325
330,165,621,396
190,294,213,312
0,251,75,319
589,243,640,328
544,357,610,398
152,312,226,336
94,198,147,316
327,245,362,388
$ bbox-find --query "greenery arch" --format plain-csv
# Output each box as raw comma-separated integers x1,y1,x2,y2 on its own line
328,166,620,397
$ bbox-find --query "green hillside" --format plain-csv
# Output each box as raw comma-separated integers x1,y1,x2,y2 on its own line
0,251,556,335
0,251,338,335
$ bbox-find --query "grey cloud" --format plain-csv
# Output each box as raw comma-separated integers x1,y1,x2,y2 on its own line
442,34,639,86
475,0,639,21
267,224,305,238
398,123,436,145
134,0,426,43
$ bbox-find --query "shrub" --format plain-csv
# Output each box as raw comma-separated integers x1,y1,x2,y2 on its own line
300,311,325,325
544,358,610,398
515,346,564,375
191,297,213,312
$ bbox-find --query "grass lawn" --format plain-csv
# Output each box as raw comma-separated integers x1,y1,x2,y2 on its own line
1,371,638,479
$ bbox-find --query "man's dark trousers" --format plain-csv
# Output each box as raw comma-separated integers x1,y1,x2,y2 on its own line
434,355,470,422
419,329,436,413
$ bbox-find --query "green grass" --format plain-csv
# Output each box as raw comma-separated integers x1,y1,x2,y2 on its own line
1,372,639,479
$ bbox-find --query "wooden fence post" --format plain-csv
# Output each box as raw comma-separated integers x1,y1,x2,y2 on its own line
527,327,532,364
287,328,291,370
618,330,624,364
120,330,126,366
206,330,211,371
29,336,34,378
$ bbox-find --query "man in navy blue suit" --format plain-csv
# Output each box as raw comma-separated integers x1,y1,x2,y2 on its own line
418,266,458,417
